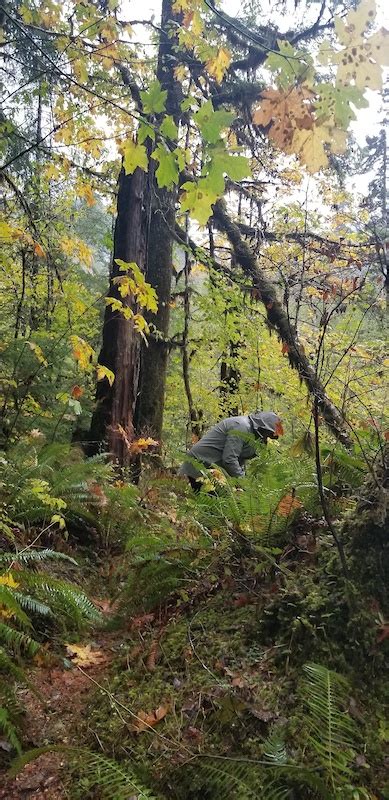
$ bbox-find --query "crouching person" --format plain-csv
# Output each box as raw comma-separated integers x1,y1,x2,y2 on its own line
179,411,284,492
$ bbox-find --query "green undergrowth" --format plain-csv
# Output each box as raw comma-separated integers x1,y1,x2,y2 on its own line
3,443,388,798
81,564,388,798
81,508,388,799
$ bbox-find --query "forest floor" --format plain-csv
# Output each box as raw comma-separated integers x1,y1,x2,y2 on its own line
1,478,387,800
0,597,120,799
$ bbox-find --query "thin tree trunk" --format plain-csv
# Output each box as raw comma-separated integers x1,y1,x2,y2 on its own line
212,200,352,447
220,339,241,416
182,231,203,441
89,167,147,465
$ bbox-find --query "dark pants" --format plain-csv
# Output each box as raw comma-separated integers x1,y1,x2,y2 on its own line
188,476,217,496
188,476,201,493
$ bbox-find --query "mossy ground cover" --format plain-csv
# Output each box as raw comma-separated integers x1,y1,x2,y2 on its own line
79,500,388,799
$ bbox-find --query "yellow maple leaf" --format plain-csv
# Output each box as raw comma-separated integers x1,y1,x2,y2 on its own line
0,572,19,619
70,335,95,370
322,0,388,90
43,163,61,181
73,59,88,84
336,43,383,90
78,184,96,207
137,437,159,448
334,0,377,45
0,573,19,589
174,64,187,82
206,47,231,83
65,643,107,668
96,364,115,386
325,125,348,155
133,313,150,334
172,0,191,12
0,219,24,243
291,125,331,172
60,236,93,268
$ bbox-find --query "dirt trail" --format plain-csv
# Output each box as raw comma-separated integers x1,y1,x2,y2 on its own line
0,609,120,799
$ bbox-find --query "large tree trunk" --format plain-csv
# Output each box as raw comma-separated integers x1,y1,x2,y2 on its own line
135,177,176,440
212,200,352,447
135,0,182,442
89,167,147,464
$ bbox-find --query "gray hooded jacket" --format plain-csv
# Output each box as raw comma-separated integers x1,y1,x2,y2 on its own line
179,411,281,479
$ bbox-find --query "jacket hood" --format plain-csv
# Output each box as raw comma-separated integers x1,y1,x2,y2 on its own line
248,411,283,436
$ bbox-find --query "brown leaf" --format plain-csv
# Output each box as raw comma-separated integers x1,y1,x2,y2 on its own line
187,726,203,740
376,623,389,644
253,86,315,152
250,708,275,723
130,612,155,629
71,384,84,399
34,242,45,257
233,594,256,608
92,598,116,615
133,704,169,732
88,483,108,507
276,493,302,517
146,638,160,672
275,420,284,437
231,675,246,688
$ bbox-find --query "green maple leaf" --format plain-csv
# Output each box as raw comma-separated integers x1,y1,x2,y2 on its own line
138,121,155,144
194,100,235,144
315,84,368,128
174,147,185,171
160,115,178,140
266,40,314,89
122,139,148,175
140,79,167,114
180,179,219,225
207,147,251,193
152,144,179,189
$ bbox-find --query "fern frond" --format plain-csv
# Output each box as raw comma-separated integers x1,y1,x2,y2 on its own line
303,662,357,789
0,646,25,678
11,746,163,799
263,734,288,765
0,706,22,754
260,779,291,800
0,621,39,656
0,516,16,542
179,757,263,799
13,591,52,617
16,572,100,625
78,750,162,799
0,549,78,567
0,585,30,626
